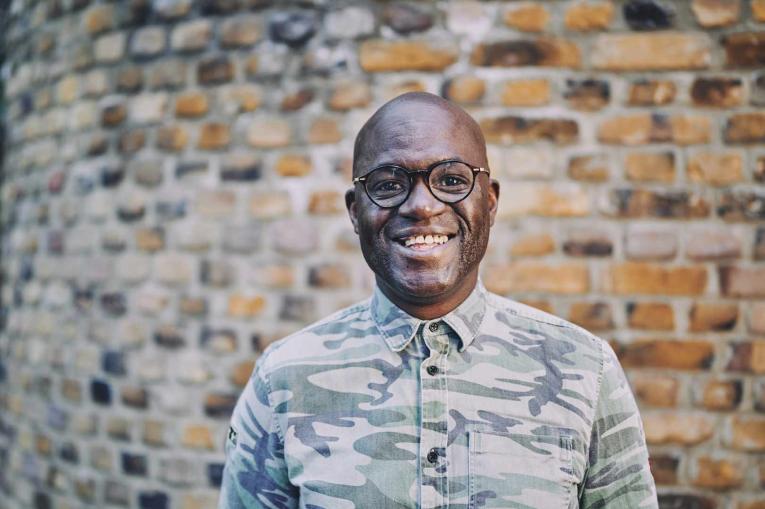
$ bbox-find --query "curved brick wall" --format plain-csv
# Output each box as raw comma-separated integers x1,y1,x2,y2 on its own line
1,1,765,507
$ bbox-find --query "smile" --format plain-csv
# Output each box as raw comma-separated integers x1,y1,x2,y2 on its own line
395,233,454,251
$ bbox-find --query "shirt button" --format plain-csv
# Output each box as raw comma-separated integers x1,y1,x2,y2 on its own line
427,448,439,463
428,322,439,332
426,365,439,376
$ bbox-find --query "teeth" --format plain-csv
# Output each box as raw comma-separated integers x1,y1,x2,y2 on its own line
403,234,449,247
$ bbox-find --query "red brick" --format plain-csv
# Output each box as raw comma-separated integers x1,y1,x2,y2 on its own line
692,456,745,489
359,40,458,72
691,78,743,107
720,266,765,298
607,263,707,296
483,261,589,295
280,88,314,112
617,339,714,370
592,33,711,71
643,412,714,445
472,38,580,68
627,302,675,331
631,374,679,407
727,341,765,374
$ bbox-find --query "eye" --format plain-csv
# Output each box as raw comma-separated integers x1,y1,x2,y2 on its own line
372,180,404,193
438,174,470,187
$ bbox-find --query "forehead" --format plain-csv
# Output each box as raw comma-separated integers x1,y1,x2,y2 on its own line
362,103,482,168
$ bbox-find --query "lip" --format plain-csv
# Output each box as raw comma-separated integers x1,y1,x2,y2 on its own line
389,233,458,258
391,229,456,242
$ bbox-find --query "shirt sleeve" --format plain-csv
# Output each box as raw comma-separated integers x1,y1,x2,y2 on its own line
579,341,658,508
218,354,298,509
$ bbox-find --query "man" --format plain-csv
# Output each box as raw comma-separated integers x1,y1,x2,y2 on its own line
220,92,657,508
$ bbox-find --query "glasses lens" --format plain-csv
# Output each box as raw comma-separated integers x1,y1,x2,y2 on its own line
365,166,409,207
429,161,474,202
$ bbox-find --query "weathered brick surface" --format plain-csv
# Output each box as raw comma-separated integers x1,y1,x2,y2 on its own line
1,1,763,505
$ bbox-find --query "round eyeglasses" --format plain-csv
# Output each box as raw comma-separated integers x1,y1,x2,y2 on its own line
352,160,490,209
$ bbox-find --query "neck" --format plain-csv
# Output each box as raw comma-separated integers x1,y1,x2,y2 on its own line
376,272,479,320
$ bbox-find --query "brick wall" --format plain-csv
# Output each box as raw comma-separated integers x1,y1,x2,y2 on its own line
1,1,764,508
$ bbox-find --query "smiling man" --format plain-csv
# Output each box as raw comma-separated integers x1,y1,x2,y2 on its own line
220,93,657,508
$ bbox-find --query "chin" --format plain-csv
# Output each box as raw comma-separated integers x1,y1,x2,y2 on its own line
389,271,456,301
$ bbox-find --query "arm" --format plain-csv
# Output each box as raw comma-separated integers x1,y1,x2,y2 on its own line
219,356,298,509
579,342,658,508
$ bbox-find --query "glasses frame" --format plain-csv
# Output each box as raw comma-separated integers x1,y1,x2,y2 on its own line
352,159,490,209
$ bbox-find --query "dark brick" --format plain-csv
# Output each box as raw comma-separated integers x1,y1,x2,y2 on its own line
87,134,109,156
200,0,239,15
47,231,64,255
280,88,314,112
606,189,710,219
269,11,317,48
101,292,127,316
176,160,208,179
383,3,433,34
650,454,679,485
563,234,613,257
660,494,717,509
207,462,224,487
90,379,112,405
197,56,234,85
138,491,168,509
724,32,765,68
60,442,79,464
200,327,237,351
117,202,146,222
755,228,765,260
155,199,186,221
122,452,148,476
752,73,765,106
724,113,765,143
117,67,144,93
221,159,261,182
691,77,743,107
33,492,51,509
101,165,125,188
102,351,127,376
102,103,126,127
623,0,674,30
118,129,146,154
200,259,233,287
480,116,578,144
154,325,185,349
280,295,316,322
717,190,765,221
121,387,148,409
564,79,610,111
471,39,579,68
204,393,237,418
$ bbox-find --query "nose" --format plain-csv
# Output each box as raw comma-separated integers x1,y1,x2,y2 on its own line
397,174,446,218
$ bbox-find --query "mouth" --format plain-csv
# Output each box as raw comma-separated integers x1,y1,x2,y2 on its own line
394,233,455,251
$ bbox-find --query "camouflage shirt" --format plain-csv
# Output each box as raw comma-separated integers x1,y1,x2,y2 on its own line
220,282,658,508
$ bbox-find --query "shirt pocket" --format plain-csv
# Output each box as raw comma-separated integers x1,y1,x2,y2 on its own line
468,430,575,509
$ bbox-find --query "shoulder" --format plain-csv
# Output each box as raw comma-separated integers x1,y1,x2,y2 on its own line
483,291,605,360
257,298,373,372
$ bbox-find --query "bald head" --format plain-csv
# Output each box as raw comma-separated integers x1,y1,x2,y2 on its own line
352,92,487,177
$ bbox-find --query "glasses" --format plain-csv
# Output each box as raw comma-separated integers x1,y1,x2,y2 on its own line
352,159,490,209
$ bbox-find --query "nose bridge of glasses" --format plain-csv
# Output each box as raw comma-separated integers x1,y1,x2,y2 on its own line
400,168,443,209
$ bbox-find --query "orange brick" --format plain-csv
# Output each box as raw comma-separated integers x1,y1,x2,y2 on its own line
564,2,614,31
231,360,255,388
227,295,265,318
628,80,676,106
568,155,609,182
197,122,230,150
592,33,711,71
643,412,714,445
689,302,739,332
483,261,589,295
625,152,675,182
308,117,342,145
692,0,740,27
754,0,765,21
498,183,589,218
617,339,714,370
359,39,458,72
729,416,765,451
510,233,555,257
328,81,372,111
569,302,612,331
276,154,312,177
504,3,549,32
442,76,486,104
182,425,214,450
500,79,550,107
671,115,712,145
472,38,580,68
627,302,675,330
608,263,707,296
631,374,679,407
688,152,743,186
175,91,208,117
598,114,653,145
482,117,578,145
701,379,742,411
724,113,765,143
720,266,765,298
692,456,744,489
308,190,344,215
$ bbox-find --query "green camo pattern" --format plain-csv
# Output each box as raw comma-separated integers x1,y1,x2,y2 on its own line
220,282,658,508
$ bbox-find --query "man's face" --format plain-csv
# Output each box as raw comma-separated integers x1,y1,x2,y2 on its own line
346,100,499,312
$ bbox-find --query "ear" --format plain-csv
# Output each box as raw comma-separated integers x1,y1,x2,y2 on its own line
345,188,359,234
487,179,500,227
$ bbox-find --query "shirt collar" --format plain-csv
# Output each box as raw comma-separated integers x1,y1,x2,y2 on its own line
370,280,488,353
